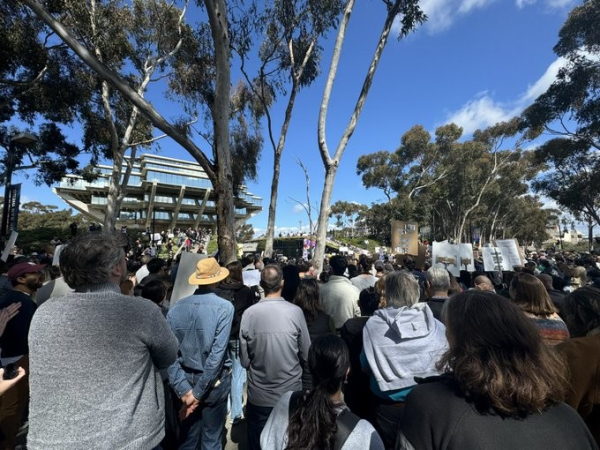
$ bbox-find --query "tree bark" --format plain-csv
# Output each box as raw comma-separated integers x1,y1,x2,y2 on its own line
206,0,236,264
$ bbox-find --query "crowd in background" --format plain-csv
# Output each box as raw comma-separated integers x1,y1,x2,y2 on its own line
0,232,598,449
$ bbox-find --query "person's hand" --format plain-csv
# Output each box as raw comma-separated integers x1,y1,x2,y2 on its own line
0,303,21,337
0,367,26,396
179,390,200,421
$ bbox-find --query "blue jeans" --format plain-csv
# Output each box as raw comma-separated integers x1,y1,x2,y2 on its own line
246,402,273,450
178,371,231,450
228,339,246,420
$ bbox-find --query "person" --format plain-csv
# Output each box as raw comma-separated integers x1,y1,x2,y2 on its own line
351,257,378,292
141,279,169,315
167,258,234,450
557,286,600,445
537,273,566,315
473,274,494,291
0,304,24,397
509,272,570,345
28,233,179,450
135,255,151,284
281,264,301,302
340,285,381,419
260,335,384,450
214,260,255,425
362,271,448,448
293,278,335,343
397,291,598,450
0,262,44,450
423,267,450,321
320,255,361,330
240,264,311,450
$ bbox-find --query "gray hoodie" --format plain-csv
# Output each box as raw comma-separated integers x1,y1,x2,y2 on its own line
363,303,448,391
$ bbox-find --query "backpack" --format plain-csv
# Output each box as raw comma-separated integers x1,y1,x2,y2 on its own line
288,391,360,450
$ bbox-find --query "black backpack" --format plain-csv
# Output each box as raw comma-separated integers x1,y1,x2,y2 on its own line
288,391,360,450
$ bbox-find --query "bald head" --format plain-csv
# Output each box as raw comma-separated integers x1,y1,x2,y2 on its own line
474,275,494,292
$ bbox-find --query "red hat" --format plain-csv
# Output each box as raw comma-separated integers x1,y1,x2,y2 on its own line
7,262,46,281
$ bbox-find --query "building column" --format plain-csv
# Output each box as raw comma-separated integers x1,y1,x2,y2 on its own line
193,189,211,230
145,180,158,229
169,185,186,232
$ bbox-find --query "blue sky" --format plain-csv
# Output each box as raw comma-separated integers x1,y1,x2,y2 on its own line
14,0,576,234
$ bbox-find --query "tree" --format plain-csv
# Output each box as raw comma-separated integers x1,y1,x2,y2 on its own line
0,123,83,186
232,0,344,258
329,200,366,237
531,138,600,232
313,0,426,271
24,0,251,264
0,0,89,123
521,0,600,150
236,223,254,242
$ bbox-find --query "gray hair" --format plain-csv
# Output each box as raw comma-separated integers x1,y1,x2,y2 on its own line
426,267,451,292
385,271,420,308
60,233,125,289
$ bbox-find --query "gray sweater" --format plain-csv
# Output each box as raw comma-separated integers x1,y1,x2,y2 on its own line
28,283,179,450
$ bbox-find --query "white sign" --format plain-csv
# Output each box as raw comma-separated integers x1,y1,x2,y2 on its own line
241,242,258,252
170,252,206,305
482,247,512,272
432,241,475,276
1,231,18,262
495,239,524,267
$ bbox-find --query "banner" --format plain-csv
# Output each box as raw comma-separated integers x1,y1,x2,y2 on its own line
171,252,206,305
495,239,524,267
7,183,21,233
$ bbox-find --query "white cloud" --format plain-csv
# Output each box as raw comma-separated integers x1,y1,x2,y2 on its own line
516,0,576,9
520,57,567,103
292,203,306,213
444,56,568,135
402,0,496,34
445,93,518,135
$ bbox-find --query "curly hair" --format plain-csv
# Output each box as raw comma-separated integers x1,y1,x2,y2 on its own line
438,291,567,417
285,335,349,450
60,232,125,289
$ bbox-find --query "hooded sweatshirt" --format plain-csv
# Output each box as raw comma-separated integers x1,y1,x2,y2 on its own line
363,303,448,392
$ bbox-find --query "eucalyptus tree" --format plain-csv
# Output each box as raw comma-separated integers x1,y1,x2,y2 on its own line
231,0,344,257
312,0,426,271
23,0,252,263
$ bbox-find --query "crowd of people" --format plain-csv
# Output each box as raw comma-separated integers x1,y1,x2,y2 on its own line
0,232,598,449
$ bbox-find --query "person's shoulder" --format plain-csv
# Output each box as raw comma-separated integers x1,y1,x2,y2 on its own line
407,375,459,404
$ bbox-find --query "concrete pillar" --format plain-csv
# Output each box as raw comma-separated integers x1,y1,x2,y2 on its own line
193,188,211,229
144,180,158,229
169,185,186,231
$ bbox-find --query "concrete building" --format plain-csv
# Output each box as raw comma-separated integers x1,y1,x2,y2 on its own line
53,153,262,231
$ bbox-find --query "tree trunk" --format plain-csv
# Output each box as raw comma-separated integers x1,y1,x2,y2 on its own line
206,0,236,264
264,149,282,258
313,165,337,269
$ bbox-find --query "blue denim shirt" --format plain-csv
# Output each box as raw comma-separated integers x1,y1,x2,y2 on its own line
167,289,234,401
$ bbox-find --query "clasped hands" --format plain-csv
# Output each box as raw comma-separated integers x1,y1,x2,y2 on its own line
179,390,201,421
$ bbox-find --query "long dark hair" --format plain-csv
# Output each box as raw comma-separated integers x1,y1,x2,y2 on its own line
438,291,567,417
223,260,243,284
562,286,600,337
286,335,349,450
293,278,321,323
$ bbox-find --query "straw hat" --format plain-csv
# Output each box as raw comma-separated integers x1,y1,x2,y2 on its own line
188,257,229,285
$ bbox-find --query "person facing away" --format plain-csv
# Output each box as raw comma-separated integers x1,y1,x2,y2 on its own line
397,291,598,450
423,267,451,322
509,272,570,346
0,262,44,450
27,232,179,450
261,334,384,450
240,264,311,450
167,257,234,450
320,255,361,330
362,271,448,448
214,260,255,425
